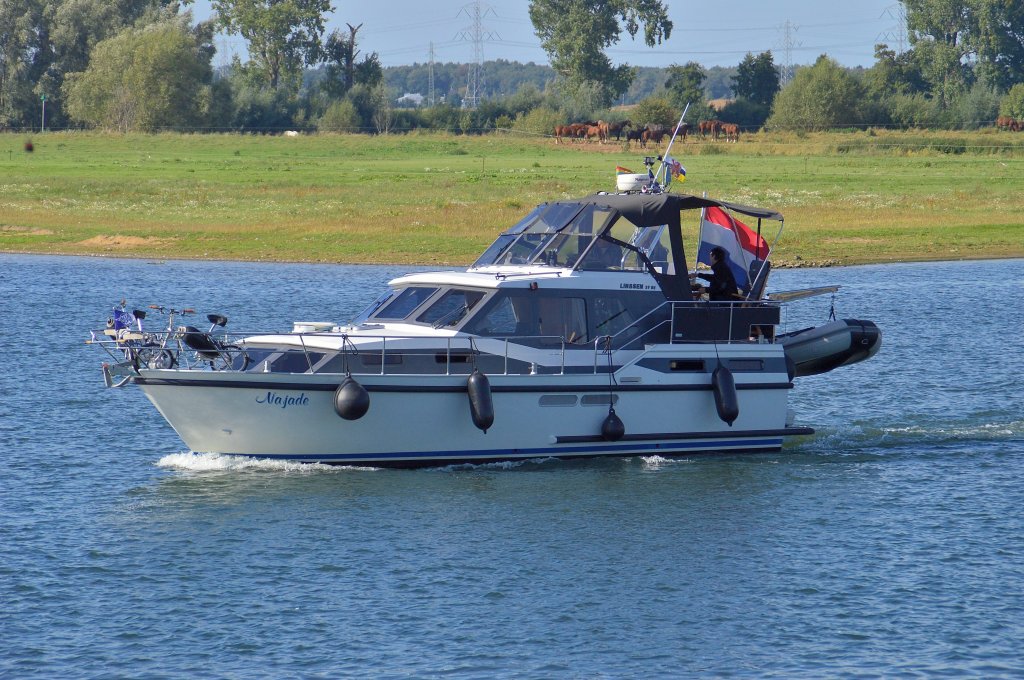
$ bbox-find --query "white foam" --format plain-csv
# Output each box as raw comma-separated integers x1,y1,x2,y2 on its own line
640,455,694,469
156,451,377,473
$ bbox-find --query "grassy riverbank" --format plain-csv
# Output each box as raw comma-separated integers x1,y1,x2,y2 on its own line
2,129,1023,266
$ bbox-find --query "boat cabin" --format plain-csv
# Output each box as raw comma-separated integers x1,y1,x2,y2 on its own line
349,193,784,349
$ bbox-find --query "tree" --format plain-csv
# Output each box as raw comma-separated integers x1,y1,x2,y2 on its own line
529,0,672,107
1000,83,1024,119
319,23,381,100
212,0,332,92
972,1,1024,91
664,62,705,110
903,0,1024,97
63,18,214,131
0,0,46,128
0,0,174,129
732,52,779,107
863,43,928,99
767,55,865,131
630,96,677,129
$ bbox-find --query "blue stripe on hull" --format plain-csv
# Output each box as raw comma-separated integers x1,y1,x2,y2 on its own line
218,437,786,467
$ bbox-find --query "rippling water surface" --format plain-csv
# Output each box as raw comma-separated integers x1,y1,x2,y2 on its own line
1,255,1022,678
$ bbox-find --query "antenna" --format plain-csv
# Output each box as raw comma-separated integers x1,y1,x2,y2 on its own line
454,1,500,109
777,20,801,85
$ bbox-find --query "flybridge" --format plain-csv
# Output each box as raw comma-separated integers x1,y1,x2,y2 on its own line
470,191,783,303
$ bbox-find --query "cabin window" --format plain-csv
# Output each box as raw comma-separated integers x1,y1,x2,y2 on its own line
465,294,524,336
374,287,438,320
259,350,323,373
581,394,619,406
492,203,585,266
626,224,672,274
591,295,639,338
577,237,622,270
537,204,615,267
670,359,704,371
351,290,394,325
539,395,578,407
472,204,547,267
538,297,588,344
417,289,486,327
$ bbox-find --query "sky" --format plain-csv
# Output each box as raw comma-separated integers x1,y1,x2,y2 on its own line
196,0,908,71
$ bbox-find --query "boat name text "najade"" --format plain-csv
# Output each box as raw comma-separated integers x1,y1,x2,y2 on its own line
256,392,310,409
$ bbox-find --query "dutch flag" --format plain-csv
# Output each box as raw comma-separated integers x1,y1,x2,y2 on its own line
696,206,770,295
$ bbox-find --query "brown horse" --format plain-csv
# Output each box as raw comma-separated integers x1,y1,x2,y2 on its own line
996,116,1021,131
641,127,666,147
721,123,739,142
583,124,604,143
698,119,722,140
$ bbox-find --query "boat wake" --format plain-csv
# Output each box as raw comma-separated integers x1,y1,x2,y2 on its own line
156,451,379,473
429,456,562,473
793,418,1024,455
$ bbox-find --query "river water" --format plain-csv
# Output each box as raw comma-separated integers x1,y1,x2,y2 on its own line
1,254,1022,678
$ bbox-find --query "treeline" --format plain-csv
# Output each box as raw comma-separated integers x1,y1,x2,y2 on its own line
2,0,1022,135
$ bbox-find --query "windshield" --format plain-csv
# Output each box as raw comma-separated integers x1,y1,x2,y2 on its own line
351,290,394,325
475,203,584,266
416,289,487,328
373,287,438,320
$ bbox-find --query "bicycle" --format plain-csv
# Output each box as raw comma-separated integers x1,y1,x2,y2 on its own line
131,305,194,370
179,313,250,371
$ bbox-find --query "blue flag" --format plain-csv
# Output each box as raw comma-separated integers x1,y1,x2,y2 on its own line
113,307,134,330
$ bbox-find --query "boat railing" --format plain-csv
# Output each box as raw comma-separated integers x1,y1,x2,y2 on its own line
89,297,784,382
270,331,576,378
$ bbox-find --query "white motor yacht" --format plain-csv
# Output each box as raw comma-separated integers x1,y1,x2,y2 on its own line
91,179,880,467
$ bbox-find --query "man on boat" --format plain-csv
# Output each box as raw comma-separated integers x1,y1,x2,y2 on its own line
691,246,740,302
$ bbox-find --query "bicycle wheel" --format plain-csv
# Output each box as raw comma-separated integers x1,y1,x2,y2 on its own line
209,345,248,371
134,345,176,370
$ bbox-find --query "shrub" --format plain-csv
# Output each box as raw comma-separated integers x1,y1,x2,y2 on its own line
887,93,942,129
767,55,865,131
511,106,562,138
631,96,679,129
318,100,360,132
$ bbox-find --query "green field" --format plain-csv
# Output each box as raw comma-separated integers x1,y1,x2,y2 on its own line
2,129,1023,266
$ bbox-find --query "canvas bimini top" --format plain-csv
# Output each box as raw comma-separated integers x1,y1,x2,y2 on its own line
470,192,784,302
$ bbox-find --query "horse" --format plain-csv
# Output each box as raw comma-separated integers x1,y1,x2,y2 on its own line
641,126,666,147
721,123,739,143
607,120,632,141
625,128,645,147
996,116,1021,131
566,123,587,142
554,124,572,143
673,123,690,142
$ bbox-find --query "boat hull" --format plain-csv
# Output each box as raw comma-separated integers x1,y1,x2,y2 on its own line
137,351,809,467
